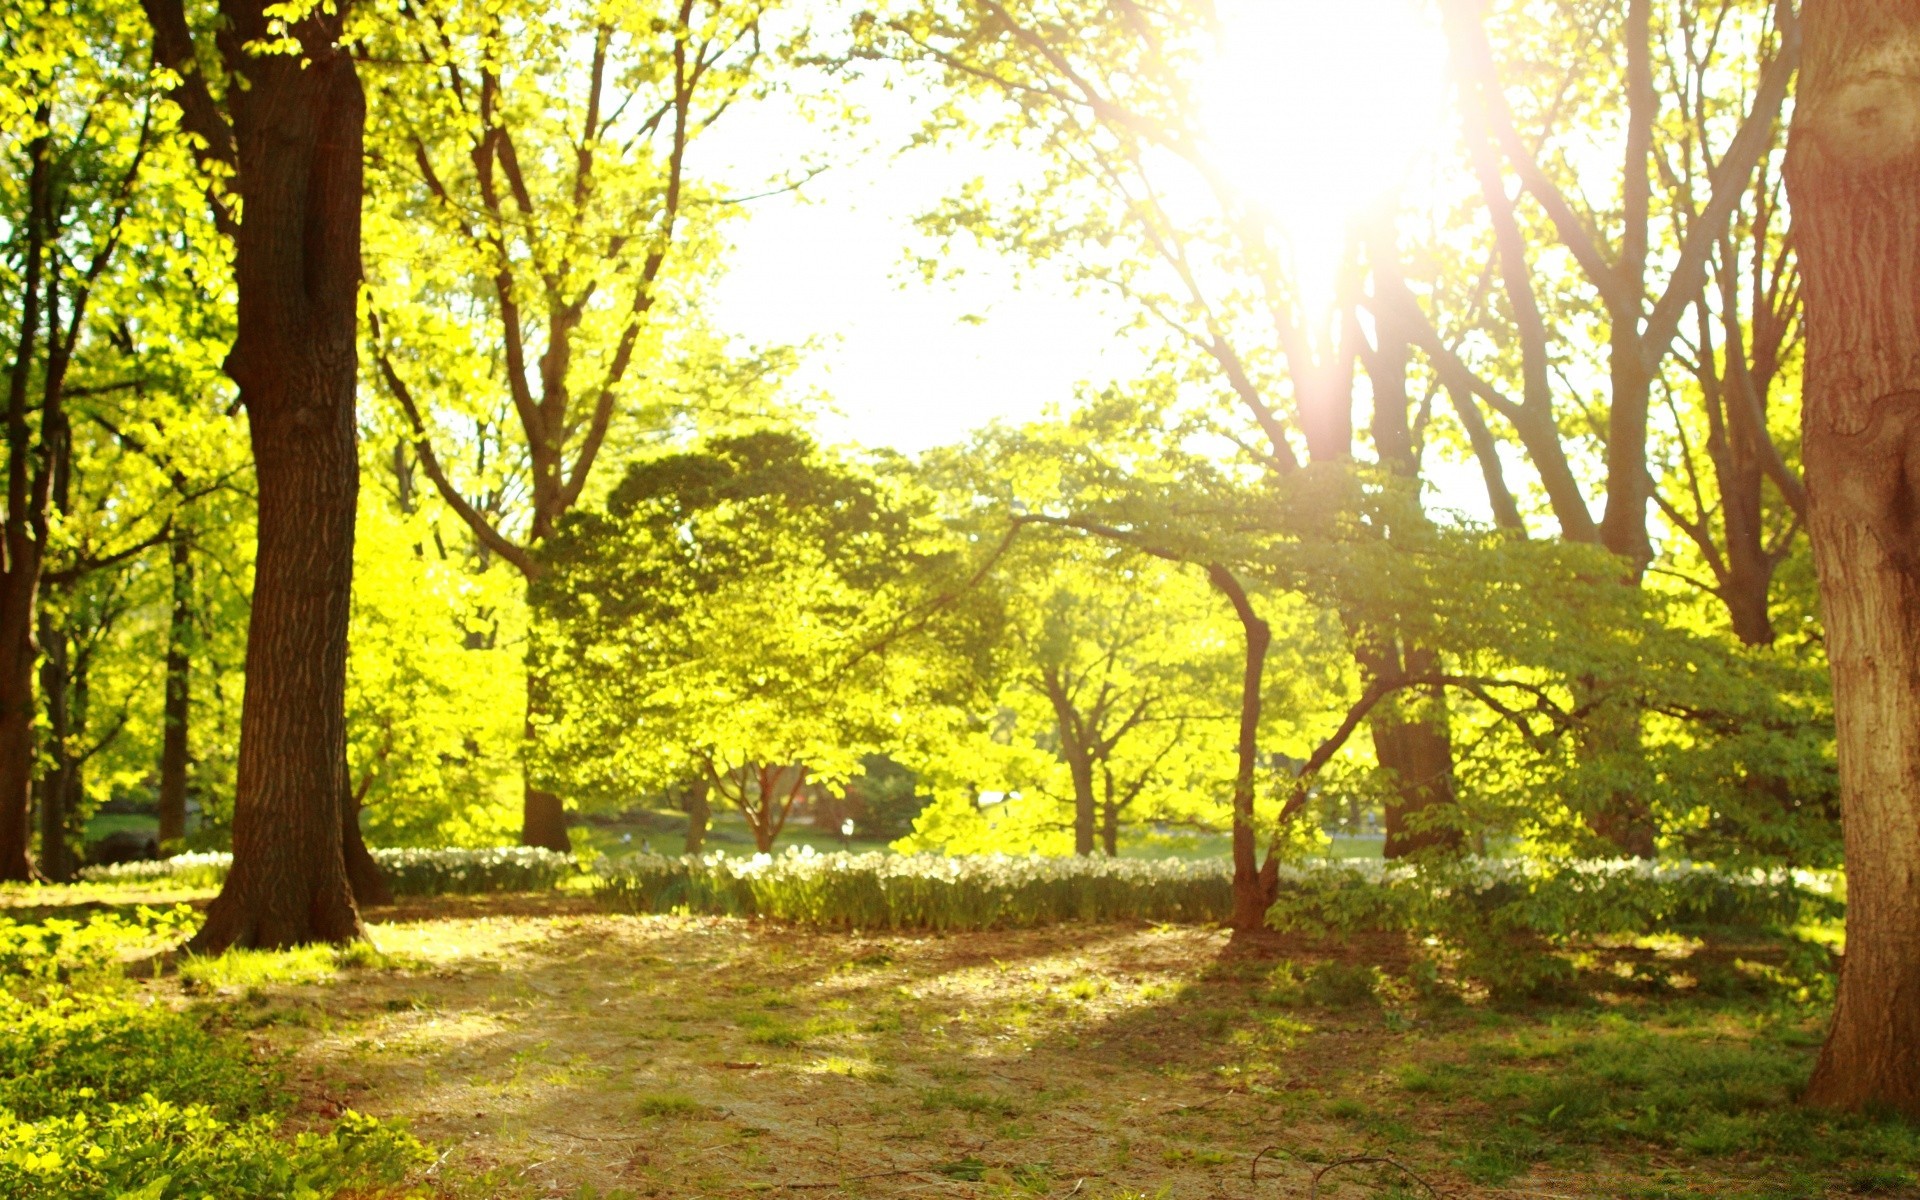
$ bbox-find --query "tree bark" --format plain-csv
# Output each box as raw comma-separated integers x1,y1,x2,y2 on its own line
341,776,390,908
0,126,50,883
521,647,570,852
1372,682,1464,859
682,779,710,855
1042,667,1098,856
35,616,72,882
1209,565,1276,931
522,785,570,852
1786,0,1920,1118
163,0,367,951
157,526,192,846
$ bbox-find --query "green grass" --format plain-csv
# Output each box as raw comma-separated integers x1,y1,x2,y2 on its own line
0,908,427,1199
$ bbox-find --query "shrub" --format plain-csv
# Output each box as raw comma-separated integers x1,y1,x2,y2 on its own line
1264,857,1839,997
79,846,578,896
0,1101,426,1200
0,911,427,1199
594,848,1235,929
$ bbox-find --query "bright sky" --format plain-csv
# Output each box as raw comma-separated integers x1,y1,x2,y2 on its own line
704,78,1140,455
699,0,1473,526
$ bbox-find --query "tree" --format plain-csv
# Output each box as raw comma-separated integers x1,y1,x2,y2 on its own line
144,0,369,948
347,463,526,849
1785,0,1920,1118
531,429,988,853
363,0,779,851
866,0,1477,860
908,529,1238,857
0,0,161,879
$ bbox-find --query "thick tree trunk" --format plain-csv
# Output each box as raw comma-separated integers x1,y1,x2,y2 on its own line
185,11,365,952
522,785,570,853
521,645,570,852
1787,0,1920,1118
0,131,49,885
158,527,192,846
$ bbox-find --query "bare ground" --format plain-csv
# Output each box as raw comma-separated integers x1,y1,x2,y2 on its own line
175,903,1869,1200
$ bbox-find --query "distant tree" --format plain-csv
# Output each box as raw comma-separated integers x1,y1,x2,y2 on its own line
363,0,783,852
530,430,991,854
908,532,1239,857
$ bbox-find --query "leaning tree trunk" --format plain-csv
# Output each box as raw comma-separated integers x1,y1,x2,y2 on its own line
157,526,192,846
1787,0,1920,1118
185,12,366,952
1208,565,1277,931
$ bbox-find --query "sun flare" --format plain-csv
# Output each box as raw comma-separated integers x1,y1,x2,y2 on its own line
1199,0,1450,319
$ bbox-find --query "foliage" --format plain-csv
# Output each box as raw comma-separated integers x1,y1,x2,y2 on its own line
531,429,996,843
78,847,578,895
0,910,426,1199
594,847,1236,928
1264,857,1839,998
348,484,527,848
0,1103,426,1200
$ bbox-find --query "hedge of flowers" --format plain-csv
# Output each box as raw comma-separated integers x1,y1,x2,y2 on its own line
77,847,578,896
1263,856,1841,995
594,848,1237,928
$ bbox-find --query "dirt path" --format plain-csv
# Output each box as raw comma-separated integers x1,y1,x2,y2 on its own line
229,911,1815,1199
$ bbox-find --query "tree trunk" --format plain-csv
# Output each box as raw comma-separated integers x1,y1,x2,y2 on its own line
1100,795,1119,858
522,785,570,853
682,780,710,855
1787,0,1920,1118
35,615,72,883
158,526,192,846
0,127,50,885
1372,685,1464,859
1209,565,1276,931
521,644,570,852
1042,669,1098,856
184,8,366,952
0,579,39,882
341,777,390,908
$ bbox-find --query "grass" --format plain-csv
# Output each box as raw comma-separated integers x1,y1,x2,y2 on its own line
0,877,1906,1199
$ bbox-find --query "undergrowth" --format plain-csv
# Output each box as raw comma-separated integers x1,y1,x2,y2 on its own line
0,907,427,1199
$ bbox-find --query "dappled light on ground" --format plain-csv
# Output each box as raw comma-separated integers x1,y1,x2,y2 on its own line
159,905,1911,1199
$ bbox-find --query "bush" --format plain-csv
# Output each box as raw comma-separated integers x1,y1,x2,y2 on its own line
79,846,578,896
595,848,1235,929
0,911,428,1199
0,1101,426,1200
1264,857,1840,997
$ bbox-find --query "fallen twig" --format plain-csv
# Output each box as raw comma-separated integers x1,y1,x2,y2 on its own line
1308,1154,1443,1199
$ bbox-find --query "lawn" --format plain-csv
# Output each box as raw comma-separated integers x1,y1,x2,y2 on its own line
45,891,1890,1200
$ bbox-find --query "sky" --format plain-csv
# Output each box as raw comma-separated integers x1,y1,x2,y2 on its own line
688,5,1497,523
702,79,1141,456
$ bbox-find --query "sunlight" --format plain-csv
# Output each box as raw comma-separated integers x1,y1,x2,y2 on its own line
1198,0,1450,327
